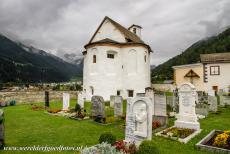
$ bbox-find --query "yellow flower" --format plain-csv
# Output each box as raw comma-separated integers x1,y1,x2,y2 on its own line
213,132,229,147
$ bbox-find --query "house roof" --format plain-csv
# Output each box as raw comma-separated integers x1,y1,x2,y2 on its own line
200,52,230,63
128,24,142,30
85,16,152,52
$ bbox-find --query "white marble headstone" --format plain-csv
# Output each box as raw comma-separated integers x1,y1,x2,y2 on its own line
110,95,116,107
145,88,154,115
154,93,167,116
62,93,70,111
114,96,123,116
175,83,200,130
78,92,84,108
208,89,215,96
125,97,152,145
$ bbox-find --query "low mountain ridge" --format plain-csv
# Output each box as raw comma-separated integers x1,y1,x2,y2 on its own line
152,27,230,82
0,34,83,83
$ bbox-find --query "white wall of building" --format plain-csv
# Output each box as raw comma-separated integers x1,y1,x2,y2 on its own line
91,19,126,43
83,45,151,101
204,63,230,92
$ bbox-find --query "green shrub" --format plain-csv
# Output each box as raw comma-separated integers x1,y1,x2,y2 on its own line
137,140,159,154
99,132,116,145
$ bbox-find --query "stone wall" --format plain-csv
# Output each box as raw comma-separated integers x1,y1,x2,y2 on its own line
0,91,78,104
152,84,175,92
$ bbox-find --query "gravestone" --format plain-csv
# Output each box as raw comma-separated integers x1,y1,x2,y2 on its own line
166,96,174,110
220,95,230,107
154,93,167,116
62,93,70,111
110,95,116,107
77,92,84,108
0,109,4,149
91,96,105,118
45,91,49,107
208,89,215,96
114,96,123,116
153,93,168,126
175,83,200,130
208,96,217,112
145,87,154,115
195,103,209,117
125,97,152,145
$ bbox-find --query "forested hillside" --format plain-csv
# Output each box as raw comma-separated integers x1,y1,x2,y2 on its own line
152,27,230,82
0,34,83,83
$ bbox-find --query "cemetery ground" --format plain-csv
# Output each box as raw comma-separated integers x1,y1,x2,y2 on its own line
1,100,230,154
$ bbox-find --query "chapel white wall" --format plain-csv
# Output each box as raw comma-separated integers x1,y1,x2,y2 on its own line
83,45,151,101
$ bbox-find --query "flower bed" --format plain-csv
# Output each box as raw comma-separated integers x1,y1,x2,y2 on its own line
156,126,202,143
196,130,230,153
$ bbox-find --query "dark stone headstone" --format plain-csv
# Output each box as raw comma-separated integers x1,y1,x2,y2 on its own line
45,91,49,107
91,96,105,118
0,109,4,149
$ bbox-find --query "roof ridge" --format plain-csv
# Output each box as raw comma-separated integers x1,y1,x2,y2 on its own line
105,16,144,43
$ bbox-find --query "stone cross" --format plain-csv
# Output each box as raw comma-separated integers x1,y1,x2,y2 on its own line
114,96,123,116
62,93,70,111
91,96,105,118
125,97,152,145
175,82,200,130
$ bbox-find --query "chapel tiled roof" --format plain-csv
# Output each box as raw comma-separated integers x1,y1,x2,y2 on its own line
88,16,145,44
200,52,230,63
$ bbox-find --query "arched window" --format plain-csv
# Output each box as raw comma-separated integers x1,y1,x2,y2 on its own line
144,55,147,63
93,55,96,63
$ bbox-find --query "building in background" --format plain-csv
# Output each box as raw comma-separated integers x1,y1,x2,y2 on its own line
173,52,230,94
83,16,152,101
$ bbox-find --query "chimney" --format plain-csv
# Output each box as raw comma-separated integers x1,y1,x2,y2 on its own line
128,24,142,38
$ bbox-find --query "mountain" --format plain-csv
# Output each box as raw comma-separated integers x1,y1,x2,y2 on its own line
63,53,83,65
0,34,83,83
152,27,230,82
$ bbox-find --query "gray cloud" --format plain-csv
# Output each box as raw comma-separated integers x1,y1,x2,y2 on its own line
0,0,229,65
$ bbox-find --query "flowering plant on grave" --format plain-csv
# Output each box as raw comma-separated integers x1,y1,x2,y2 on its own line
213,130,230,148
152,120,161,129
113,140,137,154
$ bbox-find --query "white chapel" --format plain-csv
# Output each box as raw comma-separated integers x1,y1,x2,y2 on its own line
83,16,152,101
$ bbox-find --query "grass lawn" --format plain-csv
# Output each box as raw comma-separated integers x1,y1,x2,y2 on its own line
1,100,230,154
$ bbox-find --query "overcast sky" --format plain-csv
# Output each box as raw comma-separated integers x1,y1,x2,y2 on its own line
0,0,229,65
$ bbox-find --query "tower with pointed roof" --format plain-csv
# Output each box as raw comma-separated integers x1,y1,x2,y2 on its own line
82,16,152,101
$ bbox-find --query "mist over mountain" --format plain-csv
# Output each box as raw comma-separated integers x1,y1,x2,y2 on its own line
0,34,83,83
